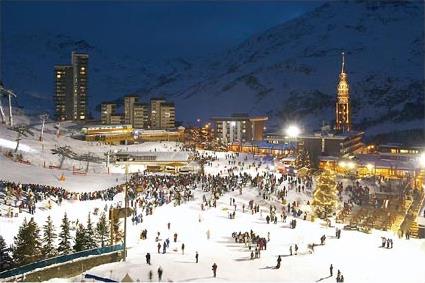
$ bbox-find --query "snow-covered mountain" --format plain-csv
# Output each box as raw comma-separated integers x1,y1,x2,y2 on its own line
2,0,424,141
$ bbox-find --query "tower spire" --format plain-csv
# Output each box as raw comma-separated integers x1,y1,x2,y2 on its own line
341,52,345,74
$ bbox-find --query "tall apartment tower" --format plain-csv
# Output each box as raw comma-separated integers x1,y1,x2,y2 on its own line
54,52,88,122
133,103,150,129
150,98,165,129
335,52,351,132
124,96,139,125
54,65,73,121
159,102,175,129
101,103,116,124
72,52,88,121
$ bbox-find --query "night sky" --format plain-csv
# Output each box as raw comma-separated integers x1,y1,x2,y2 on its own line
2,1,321,59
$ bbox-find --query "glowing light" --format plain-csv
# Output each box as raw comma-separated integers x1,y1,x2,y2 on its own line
366,163,374,171
286,125,300,138
419,152,425,168
339,161,346,168
346,161,356,169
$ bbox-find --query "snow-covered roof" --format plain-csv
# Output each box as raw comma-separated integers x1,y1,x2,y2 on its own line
115,151,190,162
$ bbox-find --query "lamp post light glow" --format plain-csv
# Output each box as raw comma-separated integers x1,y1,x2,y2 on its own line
366,163,374,171
286,125,301,138
419,152,425,168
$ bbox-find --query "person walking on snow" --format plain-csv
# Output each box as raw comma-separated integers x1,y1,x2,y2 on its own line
157,267,163,281
276,255,282,269
181,243,185,255
330,264,333,277
212,263,218,277
146,252,151,265
195,251,199,263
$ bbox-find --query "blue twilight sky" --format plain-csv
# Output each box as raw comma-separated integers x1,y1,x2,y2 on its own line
2,1,321,59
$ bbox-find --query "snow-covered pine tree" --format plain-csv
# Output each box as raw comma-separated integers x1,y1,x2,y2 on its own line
42,215,57,259
0,235,14,271
57,213,72,255
12,218,42,266
73,224,86,252
84,213,97,250
95,212,110,247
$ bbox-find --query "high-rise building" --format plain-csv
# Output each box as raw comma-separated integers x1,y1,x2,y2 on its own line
72,52,88,121
54,65,73,121
159,102,175,129
124,96,139,125
150,98,166,129
54,52,88,122
335,52,351,132
211,113,268,144
101,103,116,124
133,103,150,129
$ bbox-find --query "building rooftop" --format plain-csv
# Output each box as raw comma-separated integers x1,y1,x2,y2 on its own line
114,151,190,162
211,114,268,121
354,154,420,171
230,141,294,150
300,130,364,140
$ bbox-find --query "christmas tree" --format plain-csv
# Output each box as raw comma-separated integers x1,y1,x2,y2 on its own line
312,170,339,219
0,235,14,271
84,213,97,250
58,213,72,255
73,224,86,252
295,148,311,170
42,215,57,259
12,218,42,266
96,212,110,247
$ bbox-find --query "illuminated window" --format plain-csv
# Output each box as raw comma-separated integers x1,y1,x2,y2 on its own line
57,74,61,79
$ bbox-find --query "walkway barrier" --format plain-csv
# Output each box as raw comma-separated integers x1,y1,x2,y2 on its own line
0,244,123,279
85,273,117,282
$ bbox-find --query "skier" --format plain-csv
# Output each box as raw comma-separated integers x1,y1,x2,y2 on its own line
158,267,163,282
276,255,282,269
330,264,333,277
146,252,151,265
195,251,199,263
294,244,298,255
181,243,185,255
148,270,153,281
174,233,178,242
289,245,292,256
212,263,218,277
157,242,161,253
167,222,171,229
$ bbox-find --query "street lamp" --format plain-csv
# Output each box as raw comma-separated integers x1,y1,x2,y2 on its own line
286,125,300,139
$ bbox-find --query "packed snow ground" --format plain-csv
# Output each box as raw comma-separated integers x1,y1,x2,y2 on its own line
1,121,425,282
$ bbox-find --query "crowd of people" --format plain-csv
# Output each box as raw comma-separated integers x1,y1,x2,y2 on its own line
1,150,352,282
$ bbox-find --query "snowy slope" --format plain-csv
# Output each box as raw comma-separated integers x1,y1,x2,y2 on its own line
2,1,424,138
